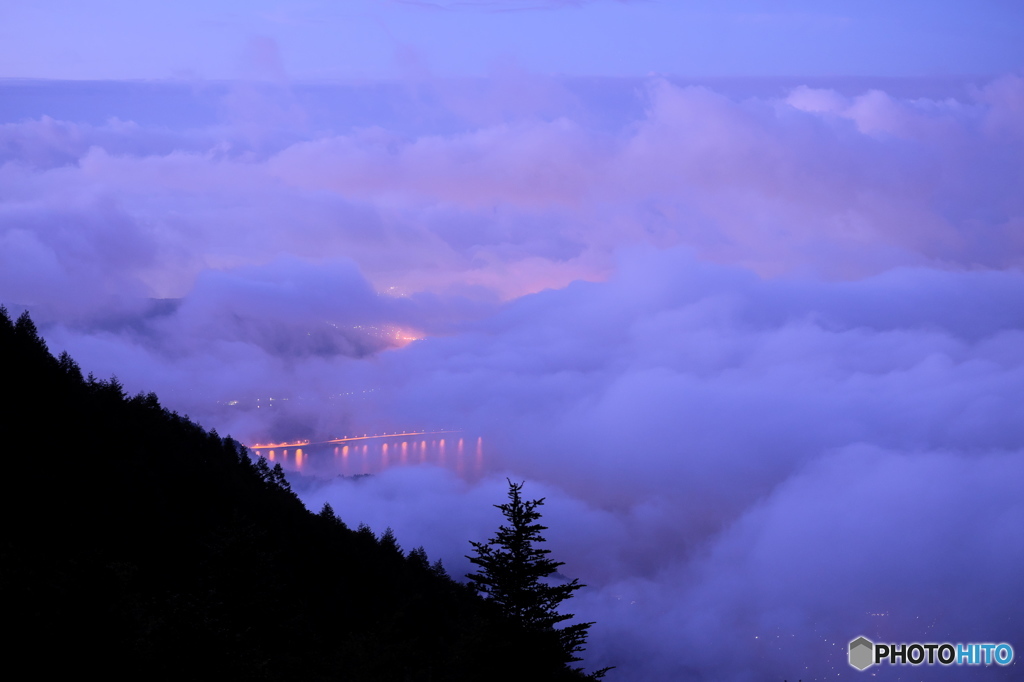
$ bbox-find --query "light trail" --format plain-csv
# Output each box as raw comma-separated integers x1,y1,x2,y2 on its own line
248,430,462,450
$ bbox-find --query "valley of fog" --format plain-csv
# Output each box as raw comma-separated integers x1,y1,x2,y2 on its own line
3,73,1023,680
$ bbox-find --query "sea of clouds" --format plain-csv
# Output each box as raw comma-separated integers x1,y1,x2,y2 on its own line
3,69,1023,680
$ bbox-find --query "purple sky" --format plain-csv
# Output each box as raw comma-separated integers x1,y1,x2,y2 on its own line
3,0,1024,79
3,2,1024,680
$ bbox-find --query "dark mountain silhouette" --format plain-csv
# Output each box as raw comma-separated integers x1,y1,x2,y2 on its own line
0,307,595,681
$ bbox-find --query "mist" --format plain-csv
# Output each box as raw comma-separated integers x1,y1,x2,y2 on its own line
3,67,1023,679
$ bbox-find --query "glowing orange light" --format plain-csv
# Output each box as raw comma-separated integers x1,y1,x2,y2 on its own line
388,326,424,348
248,429,461,451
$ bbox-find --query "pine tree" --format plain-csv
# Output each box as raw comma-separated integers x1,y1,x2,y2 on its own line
467,480,609,678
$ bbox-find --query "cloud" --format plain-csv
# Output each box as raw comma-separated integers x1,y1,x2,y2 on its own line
580,446,1024,680
4,74,1024,679
4,73,1024,313
40,242,1024,678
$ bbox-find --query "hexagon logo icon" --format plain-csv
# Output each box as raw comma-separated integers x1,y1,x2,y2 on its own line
849,636,874,670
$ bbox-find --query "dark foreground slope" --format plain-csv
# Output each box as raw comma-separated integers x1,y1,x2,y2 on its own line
0,308,592,681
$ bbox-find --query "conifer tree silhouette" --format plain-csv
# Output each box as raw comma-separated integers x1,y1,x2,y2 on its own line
467,480,609,678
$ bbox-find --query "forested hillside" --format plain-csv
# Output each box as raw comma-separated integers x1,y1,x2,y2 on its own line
0,307,592,681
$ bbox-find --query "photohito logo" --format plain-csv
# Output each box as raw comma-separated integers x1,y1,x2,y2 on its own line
849,636,1014,671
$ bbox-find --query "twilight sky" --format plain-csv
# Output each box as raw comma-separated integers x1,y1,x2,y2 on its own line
3,0,1024,80
3,1,1024,680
